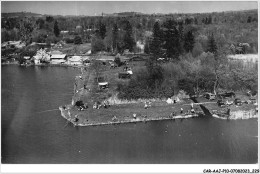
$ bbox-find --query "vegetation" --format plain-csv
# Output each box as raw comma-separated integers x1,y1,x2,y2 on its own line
1,10,258,101
53,20,60,37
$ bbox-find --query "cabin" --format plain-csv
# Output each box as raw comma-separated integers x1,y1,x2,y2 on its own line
68,56,82,65
50,54,67,64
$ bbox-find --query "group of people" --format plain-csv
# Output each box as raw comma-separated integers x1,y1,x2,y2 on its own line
144,101,152,109
93,100,110,109
176,103,196,116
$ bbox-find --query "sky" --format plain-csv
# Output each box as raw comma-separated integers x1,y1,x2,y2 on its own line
1,1,258,16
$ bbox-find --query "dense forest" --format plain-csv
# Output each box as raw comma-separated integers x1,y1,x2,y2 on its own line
1,9,258,54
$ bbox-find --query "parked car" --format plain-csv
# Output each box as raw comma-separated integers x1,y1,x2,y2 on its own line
98,82,109,89
204,92,216,100
217,99,225,107
219,91,236,98
109,61,118,68
234,98,242,106
157,57,166,63
118,72,131,79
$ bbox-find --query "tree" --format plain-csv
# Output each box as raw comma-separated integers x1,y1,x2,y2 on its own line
91,59,102,83
1,29,10,42
164,19,180,59
147,65,164,91
247,16,252,23
19,46,37,64
54,21,60,37
74,36,82,44
194,18,198,25
200,50,228,95
114,56,122,66
144,38,151,54
208,15,212,24
150,22,163,62
178,22,184,54
184,30,195,53
112,23,119,52
46,16,54,23
19,19,34,45
205,17,208,24
192,42,203,57
36,18,45,29
207,33,217,55
91,35,105,53
212,51,227,95
202,18,205,24
98,22,106,39
123,20,135,52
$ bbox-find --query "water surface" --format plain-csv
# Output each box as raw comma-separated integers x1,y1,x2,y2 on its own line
1,65,258,164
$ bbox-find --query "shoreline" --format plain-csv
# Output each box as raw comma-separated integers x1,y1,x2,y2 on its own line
59,105,258,127
1,62,88,68
59,106,202,127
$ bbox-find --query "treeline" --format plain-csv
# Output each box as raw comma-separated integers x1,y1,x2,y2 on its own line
1,9,258,53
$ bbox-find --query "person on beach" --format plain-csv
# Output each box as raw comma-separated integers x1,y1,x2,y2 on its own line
180,108,183,114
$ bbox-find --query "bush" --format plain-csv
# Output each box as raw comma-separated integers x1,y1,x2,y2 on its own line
192,42,204,57
64,37,74,44
91,36,105,53
117,64,170,99
114,56,123,67
178,78,195,95
74,36,82,45
46,35,59,44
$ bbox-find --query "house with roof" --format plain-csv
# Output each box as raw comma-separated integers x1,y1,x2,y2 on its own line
68,56,82,65
50,54,67,64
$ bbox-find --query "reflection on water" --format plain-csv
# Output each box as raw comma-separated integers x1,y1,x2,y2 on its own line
1,65,258,164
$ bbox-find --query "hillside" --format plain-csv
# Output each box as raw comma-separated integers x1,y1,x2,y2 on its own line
1,9,258,54
1,12,44,18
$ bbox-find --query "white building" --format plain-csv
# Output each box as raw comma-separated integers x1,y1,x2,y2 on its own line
68,56,82,65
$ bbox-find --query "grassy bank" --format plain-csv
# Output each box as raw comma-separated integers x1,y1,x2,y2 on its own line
60,100,203,127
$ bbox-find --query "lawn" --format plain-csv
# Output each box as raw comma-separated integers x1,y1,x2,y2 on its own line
58,43,91,55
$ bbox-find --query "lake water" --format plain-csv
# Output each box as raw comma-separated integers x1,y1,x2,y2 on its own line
1,65,258,164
